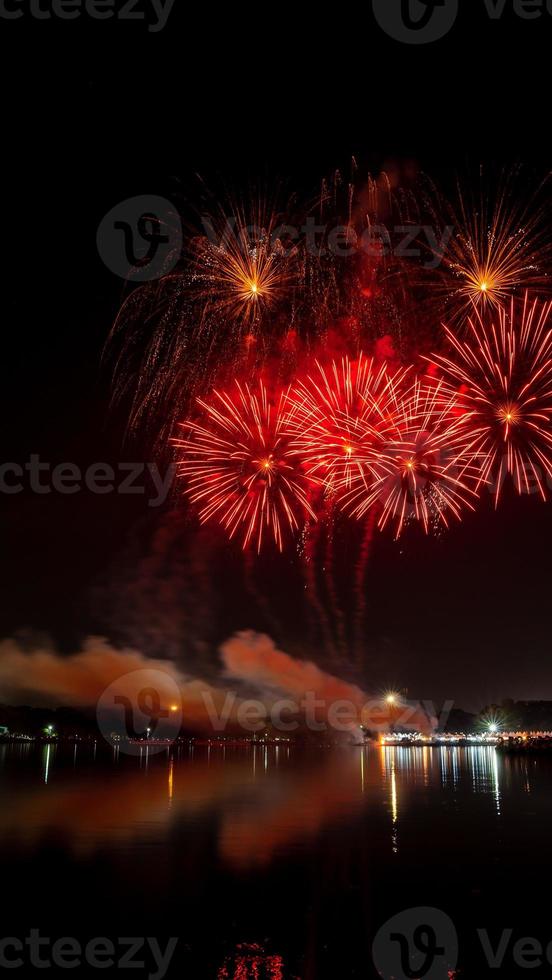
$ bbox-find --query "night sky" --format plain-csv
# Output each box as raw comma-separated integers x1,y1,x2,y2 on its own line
1,2,552,712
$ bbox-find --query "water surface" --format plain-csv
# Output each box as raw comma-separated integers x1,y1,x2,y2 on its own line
0,742,549,977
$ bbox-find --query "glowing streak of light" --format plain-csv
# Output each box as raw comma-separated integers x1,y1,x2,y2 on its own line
168,759,174,802
381,746,399,854
492,749,501,817
390,761,398,825
43,744,51,785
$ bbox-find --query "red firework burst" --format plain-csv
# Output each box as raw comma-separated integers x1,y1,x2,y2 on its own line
338,381,480,538
430,295,552,502
285,354,410,493
175,382,317,552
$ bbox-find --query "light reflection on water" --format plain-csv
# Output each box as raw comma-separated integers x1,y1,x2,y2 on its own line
0,742,548,978
0,742,513,860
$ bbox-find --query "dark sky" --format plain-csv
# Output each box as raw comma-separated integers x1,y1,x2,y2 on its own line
1,1,552,711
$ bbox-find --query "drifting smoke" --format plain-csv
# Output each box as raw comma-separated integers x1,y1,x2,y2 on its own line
222,631,369,704
0,636,182,705
0,632,436,737
0,636,237,732
221,631,436,736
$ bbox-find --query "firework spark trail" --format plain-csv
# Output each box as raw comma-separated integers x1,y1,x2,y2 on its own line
430,295,552,504
301,511,339,663
353,507,379,664
338,380,480,538
175,381,318,553
323,507,348,660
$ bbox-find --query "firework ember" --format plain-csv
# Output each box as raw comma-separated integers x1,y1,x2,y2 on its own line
175,381,317,552
430,295,552,503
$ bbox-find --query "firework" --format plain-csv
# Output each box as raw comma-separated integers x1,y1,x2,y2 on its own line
338,380,480,537
285,354,410,493
105,194,302,449
175,382,317,552
190,202,297,327
429,295,552,503
432,170,552,324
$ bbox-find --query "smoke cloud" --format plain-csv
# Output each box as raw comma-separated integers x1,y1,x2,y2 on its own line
221,631,436,735
0,636,239,732
0,631,436,736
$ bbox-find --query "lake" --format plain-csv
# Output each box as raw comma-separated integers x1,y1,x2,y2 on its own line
0,741,550,978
